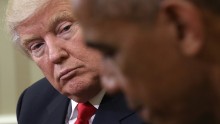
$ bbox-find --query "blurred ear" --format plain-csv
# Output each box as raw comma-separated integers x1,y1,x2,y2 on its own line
162,0,204,57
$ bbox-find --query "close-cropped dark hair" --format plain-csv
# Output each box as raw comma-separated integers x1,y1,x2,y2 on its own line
192,0,220,14
87,0,161,23
84,0,220,25
94,0,220,18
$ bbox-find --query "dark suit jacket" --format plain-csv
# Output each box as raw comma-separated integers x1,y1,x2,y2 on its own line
17,78,144,124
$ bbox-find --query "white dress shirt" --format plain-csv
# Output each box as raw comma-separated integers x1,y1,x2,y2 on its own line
68,90,105,124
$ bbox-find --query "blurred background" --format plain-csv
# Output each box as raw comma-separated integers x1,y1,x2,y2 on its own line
0,0,43,123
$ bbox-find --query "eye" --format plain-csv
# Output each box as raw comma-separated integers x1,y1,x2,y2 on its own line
61,25,71,33
27,41,45,57
57,22,72,34
30,42,44,51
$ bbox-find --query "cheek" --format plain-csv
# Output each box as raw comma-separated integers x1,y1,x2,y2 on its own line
83,48,103,69
35,58,56,84
115,47,152,104
39,64,52,78
69,34,103,65
122,81,146,109
117,50,140,83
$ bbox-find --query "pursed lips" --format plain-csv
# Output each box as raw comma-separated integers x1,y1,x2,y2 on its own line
58,66,84,85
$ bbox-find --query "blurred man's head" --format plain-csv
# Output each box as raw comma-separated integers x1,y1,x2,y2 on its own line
72,0,220,123
6,0,103,103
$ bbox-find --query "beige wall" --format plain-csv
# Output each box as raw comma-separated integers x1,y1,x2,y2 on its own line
0,0,43,116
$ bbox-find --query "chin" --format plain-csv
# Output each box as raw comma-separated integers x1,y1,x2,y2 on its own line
60,83,83,97
62,82,100,102
65,90,95,103
69,96,88,103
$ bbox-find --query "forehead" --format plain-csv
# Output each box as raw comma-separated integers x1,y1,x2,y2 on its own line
16,0,74,42
17,0,73,30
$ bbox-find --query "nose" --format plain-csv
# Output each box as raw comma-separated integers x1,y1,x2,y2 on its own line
45,35,68,64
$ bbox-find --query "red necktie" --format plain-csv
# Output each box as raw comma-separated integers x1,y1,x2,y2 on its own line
75,102,97,124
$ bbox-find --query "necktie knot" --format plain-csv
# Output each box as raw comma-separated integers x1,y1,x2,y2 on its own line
75,102,97,124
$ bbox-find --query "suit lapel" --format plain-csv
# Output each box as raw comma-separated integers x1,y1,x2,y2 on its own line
39,91,143,124
93,93,142,124
42,91,70,124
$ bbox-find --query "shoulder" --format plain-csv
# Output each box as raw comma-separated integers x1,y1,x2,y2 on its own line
17,78,69,123
94,93,144,124
17,77,67,107
25,78,55,94
18,78,59,103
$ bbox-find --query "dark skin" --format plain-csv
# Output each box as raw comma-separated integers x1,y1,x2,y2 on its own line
72,0,220,123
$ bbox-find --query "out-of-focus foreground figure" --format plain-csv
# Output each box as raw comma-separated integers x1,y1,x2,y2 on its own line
72,0,220,123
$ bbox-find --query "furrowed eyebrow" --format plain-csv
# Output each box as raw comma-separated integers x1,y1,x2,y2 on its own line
21,35,41,47
48,11,75,32
20,12,75,47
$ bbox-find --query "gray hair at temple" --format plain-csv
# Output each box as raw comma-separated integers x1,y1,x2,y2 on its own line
6,0,49,48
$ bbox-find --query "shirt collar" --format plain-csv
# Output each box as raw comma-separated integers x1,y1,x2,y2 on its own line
70,89,105,120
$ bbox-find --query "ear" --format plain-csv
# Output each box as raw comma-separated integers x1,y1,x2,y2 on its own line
161,0,204,57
